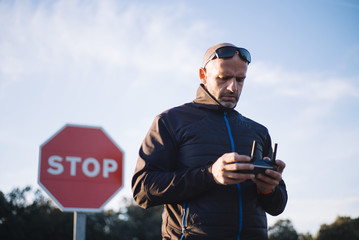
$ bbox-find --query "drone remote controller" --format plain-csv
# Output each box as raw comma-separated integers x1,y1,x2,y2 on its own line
237,140,278,175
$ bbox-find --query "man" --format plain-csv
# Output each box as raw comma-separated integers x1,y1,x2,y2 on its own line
132,43,287,240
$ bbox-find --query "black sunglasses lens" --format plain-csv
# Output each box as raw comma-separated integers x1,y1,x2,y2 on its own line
216,47,237,58
238,49,251,63
216,47,251,63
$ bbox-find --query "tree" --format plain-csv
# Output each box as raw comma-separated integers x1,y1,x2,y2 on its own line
0,186,72,240
100,200,162,240
269,219,299,240
298,232,313,240
315,216,359,240
0,186,163,240
85,202,163,240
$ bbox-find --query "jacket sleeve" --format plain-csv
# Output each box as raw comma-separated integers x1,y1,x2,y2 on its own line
131,115,217,209
258,131,288,216
258,180,288,216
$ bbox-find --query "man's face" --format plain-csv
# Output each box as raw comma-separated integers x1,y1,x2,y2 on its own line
200,53,248,108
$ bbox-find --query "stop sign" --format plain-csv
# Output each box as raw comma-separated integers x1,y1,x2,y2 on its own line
38,124,123,212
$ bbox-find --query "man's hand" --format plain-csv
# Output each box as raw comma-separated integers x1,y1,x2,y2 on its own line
253,158,286,194
210,152,255,185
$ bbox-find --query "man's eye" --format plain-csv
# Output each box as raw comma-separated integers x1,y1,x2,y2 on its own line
219,76,230,81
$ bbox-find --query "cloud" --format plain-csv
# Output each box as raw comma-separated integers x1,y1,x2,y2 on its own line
249,61,359,100
243,61,359,130
0,0,210,100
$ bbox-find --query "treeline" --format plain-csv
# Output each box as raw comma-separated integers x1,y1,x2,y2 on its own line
0,186,358,240
268,218,359,240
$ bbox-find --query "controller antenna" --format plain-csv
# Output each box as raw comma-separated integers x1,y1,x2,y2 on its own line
250,140,256,163
272,143,278,164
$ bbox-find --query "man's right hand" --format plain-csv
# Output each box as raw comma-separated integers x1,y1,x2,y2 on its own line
210,152,255,185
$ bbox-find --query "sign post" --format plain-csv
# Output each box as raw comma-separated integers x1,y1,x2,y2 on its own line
38,124,124,239
74,212,86,240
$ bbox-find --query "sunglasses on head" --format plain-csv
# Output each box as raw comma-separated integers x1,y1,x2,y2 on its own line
202,46,251,69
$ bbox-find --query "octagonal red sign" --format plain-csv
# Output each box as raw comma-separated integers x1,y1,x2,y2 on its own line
38,124,123,212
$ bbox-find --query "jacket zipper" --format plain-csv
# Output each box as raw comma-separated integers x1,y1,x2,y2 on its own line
224,112,243,240
180,202,190,240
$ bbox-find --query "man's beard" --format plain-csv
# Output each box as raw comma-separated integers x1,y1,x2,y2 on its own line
219,92,239,101
219,92,239,108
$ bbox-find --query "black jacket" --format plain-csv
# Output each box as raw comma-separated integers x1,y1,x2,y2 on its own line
132,85,287,240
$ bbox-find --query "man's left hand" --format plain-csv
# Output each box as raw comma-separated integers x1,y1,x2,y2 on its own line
252,159,286,194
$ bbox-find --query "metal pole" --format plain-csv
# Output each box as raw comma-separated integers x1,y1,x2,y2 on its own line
73,211,86,240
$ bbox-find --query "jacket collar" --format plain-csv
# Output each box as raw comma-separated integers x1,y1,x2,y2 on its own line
193,84,235,112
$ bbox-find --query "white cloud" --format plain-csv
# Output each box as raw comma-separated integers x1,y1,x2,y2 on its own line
249,61,359,101
0,0,209,100
243,61,359,130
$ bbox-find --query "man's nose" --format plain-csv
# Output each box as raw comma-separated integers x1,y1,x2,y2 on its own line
227,78,238,92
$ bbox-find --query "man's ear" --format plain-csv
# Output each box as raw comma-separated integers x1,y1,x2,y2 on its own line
199,67,207,85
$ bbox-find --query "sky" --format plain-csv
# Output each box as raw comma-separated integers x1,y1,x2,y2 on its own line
1,0,359,235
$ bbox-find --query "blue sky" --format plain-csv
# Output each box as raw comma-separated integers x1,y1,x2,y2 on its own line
1,0,358,234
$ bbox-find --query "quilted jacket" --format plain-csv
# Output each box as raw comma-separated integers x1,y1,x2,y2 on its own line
132,85,287,240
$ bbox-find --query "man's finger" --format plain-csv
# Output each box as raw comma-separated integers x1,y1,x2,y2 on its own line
234,154,251,162
224,162,254,172
275,160,286,173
